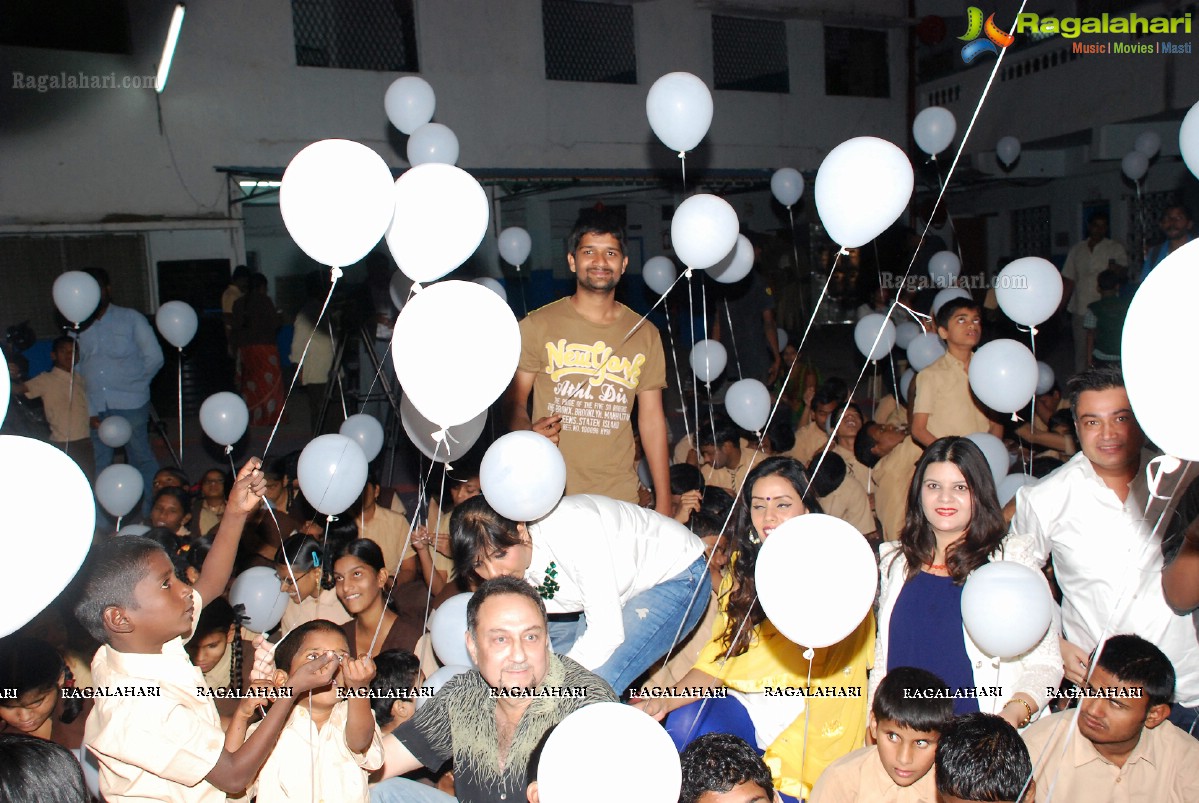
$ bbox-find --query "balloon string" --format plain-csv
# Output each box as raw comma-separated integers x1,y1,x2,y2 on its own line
622,266,689,344
268,503,303,608
263,267,342,459
515,263,530,319
724,299,743,382
177,347,184,465
787,206,806,321
700,277,717,450
663,302,692,453
418,464,451,651
66,349,76,458
688,272,701,463
329,318,349,422
225,444,236,476
679,151,687,190
797,649,816,801
115,514,122,533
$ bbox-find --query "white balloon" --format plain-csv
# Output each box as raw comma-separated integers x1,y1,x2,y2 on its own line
296,434,369,517
1035,362,1055,396
725,379,772,432
0,435,95,637
689,339,727,383
497,227,532,267
339,413,385,462
229,566,290,633
400,395,487,463
913,106,957,156
429,593,475,667
407,122,460,166
961,562,1053,659
928,251,962,288
1122,238,1199,459
479,431,567,522
964,432,1010,484
388,270,414,312
854,313,896,361
280,139,396,268
995,257,1062,328
417,665,471,709
392,281,519,428
996,135,1021,166
117,524,151,537
0,370,7,430
199,392,249,447
996,473,1036,507
473,277,507,301
770,167,804,207
95,463,144,518
894,321,921,350
776,327,789,352
97,415,132,448
155,300,198,349
931,287,971,317
815,137,914,249
968,339,1038,415
707,234,755,284
539,704,682,803
387,163,489,284
1134,130,1161,159
906,332,946,371
670,194,740,271
756,514,878,648
1182,100,1199,181
52,271,101,324
645,72,713,153
642,256,676,296
384,76,436,135
1121,150,1149,182
899,368,915,403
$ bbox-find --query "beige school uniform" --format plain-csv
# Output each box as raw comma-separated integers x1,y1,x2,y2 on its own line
789,420,829,465
872,437,924,542
518,298,667,504
359,506,417,579
912,352,993,439
809,744,936,803
818,473,876,536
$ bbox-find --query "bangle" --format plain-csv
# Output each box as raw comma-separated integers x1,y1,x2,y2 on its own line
1006,697,1034,728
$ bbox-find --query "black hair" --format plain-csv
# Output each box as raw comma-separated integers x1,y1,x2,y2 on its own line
152,485,192,520
898,437,1005,585
696,418,740,451
935,713,1031,802
687,508,724,539
466,576,547,637
0,733,88,803
678,732,775,803
332,538,387,574
1067,365,1125,418
231,264,253,282
812,378,849,410
369,649,421,728
199,467,232,497
81,266,109,287
185,533,215,577
1163,202,1193,221
808,451,847,497
567,209,627,255
274,619,347,673
1097,269,1120,293
936,297,982,331
762,411,795,454
872,667,954,733
249,272,269,292
72,536,170,644
141,526,192,582
700,486,735,524
721,456,822,656
186,597,244,694
855,423,884,469
670,463,705,496
1094,634,1176,708
50,335,76,352
0,636,82,725
276,533,331,590
1029,456,1064,478
1087,211,1110,226
153,466,190,488
450,495,523,584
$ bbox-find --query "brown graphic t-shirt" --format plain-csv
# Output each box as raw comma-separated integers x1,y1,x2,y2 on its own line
518,299,667,504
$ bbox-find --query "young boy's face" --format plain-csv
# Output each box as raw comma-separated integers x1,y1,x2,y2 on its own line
937,307,981,350
52,342,77,371
870,715,940,788
287,630,351,704
123,551,196,646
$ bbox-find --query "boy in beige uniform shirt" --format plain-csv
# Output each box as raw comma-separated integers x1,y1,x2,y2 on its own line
19,335,94,478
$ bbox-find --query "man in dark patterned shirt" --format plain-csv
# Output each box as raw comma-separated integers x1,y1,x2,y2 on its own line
372,576,617,803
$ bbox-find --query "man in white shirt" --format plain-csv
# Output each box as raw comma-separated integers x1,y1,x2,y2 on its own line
1013,367,1199,734
1061,213,1128,372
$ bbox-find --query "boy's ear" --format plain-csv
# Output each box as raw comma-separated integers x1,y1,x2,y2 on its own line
272,668,290,687
1144,702,1172,730
226,624,237,645
867,712,878,741
1019,778,1036,803
102,605,133,636
391,699,415,726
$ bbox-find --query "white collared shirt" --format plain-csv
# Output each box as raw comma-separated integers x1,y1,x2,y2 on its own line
1013,450,1199,707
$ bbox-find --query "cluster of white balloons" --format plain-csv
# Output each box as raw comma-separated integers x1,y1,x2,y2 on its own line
384,76,460,166
1121,130,1161,183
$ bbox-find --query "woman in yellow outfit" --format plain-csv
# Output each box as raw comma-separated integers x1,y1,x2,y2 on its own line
633,455,874,801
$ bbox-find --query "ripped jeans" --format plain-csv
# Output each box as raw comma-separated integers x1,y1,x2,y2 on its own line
547,556,709,696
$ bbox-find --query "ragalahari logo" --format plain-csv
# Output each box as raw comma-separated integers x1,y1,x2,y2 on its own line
959,7,1015,63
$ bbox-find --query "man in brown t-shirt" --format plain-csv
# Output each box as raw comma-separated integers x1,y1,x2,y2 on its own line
504,211,672,515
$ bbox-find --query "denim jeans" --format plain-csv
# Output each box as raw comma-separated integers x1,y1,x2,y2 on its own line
548,556,709,695
1168,702,1199,737
91,401,159,519
370,778,457,803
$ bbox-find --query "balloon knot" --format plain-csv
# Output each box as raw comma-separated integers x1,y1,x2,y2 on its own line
445,462,454,472
412,282,423,294
684,268,693,279
329,267,344,280
431,429,446,443
838,247,850,256
1031,326,1039,337
224,445,233,454
677,151,686,160
803,647,815,661
326,514,338,523
1010,412,1021,422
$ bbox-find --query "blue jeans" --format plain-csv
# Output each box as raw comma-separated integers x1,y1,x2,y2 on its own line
666,695,800,803
548,556,709,695
370,778,456,803
1168,703,1199,737
91,402,159,519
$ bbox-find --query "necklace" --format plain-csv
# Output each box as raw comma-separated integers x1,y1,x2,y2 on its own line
926,562,948,571
536,562,560,600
